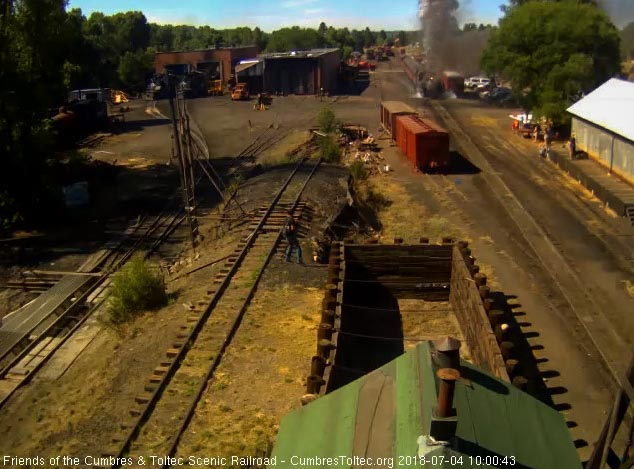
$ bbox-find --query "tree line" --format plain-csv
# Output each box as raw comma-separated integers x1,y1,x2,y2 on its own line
0,1,412,232
480,0,627,124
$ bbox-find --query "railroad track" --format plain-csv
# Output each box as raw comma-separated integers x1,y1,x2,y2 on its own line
101,157,321,469
0,208,186,410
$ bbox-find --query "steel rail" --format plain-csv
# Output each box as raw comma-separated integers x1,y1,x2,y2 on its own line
0,209,184,410
162,158,322,467
107,157,320,468
0,280,107,409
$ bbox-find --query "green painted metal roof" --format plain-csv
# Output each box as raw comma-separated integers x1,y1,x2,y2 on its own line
269,342,580,468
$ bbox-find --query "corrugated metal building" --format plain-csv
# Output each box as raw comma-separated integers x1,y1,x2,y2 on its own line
269,341,581,468
567,78,634,185
236,48,341,95
154,46,259,82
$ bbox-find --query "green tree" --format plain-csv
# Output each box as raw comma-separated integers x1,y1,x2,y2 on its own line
318,21,327,36
118,48,154,90
350,29,364,51
149,23,174,51
317,107,336,133
481,1,620,123
265,26,321,52
253,26,267,51
363,27,375,48
0,0,74,230
319,135,341,163
397,30,407,46
341,45,353,61
378,29,387,44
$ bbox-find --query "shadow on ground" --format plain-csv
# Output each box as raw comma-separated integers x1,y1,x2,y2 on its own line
487,290,586,451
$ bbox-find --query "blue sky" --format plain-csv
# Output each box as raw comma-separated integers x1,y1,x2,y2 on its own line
67,0,506,31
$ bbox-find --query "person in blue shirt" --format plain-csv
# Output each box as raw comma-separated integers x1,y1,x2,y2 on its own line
284,210,303,264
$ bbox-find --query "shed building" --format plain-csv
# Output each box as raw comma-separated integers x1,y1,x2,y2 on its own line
269,341,581,469
567,78,634,185
236,48,341,95
154,46,259,83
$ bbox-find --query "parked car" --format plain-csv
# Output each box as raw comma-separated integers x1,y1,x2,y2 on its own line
485,87,516,107
481,86,511,100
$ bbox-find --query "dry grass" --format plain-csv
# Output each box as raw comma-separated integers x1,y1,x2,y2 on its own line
0,299,188,458
259,130,312,167
364,178,423,240
175,283,323,464
360,178,461,242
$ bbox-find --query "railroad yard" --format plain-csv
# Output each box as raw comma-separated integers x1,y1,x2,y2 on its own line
1,54,634,469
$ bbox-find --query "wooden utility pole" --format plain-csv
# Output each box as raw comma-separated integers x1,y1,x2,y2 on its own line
168,76,198,250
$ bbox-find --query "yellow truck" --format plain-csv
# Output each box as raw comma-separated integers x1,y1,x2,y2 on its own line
209,79,223,96
231,83,249,101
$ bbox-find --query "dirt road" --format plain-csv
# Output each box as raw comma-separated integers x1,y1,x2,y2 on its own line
370,59,634,461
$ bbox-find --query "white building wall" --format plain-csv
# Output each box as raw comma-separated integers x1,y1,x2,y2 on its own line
572,117,634,182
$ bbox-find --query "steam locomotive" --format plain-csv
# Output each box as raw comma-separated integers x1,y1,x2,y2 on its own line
400,56,463,98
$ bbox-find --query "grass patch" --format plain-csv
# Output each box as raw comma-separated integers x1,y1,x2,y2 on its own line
363,186,391,212
260,130,312,167
319,135,341,163
317,107,337,133
349,160,368,181
108,256,167,325
424,215,457,240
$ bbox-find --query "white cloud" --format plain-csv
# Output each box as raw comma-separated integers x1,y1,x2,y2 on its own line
304,8,325,15
282,0,318,8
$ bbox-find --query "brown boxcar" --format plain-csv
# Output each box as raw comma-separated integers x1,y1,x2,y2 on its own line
394,115,450,170
380,101,416,139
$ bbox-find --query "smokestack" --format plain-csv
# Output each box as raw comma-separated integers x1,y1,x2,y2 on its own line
436,368,460,418
432,336,461,369
429,365,460,442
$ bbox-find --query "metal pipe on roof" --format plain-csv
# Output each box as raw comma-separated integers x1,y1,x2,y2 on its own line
436,367,460,419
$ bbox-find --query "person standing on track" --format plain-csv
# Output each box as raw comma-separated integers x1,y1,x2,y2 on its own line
284,210,303,264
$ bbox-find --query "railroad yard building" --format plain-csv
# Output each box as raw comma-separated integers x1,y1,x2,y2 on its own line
236,48,341,95
153,46,259,82
567,78,634,185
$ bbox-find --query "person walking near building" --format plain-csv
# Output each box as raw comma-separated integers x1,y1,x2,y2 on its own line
284,210,303,264
568,133,577,160
544,125,553,158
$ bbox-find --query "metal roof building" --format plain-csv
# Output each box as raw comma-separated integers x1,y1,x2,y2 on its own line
567,78,634,184
236,48,341,95
269,341,581,468
154,46,259,82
